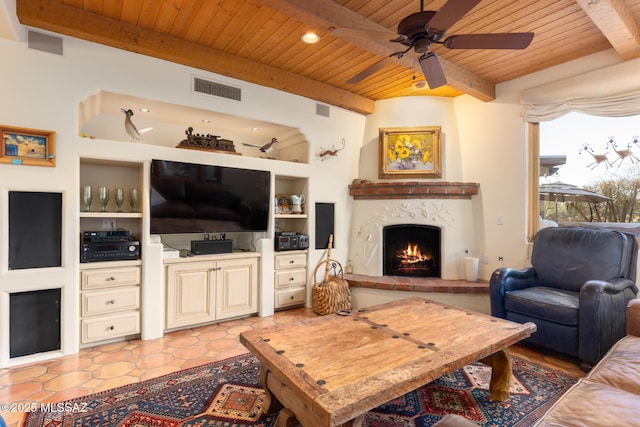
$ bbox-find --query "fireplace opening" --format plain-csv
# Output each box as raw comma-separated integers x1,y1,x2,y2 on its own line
383,225,441,278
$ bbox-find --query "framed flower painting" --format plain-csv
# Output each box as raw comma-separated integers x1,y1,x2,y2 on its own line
378,126,441,179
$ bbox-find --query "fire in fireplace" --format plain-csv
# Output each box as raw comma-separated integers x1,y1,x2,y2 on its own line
383,224,441,277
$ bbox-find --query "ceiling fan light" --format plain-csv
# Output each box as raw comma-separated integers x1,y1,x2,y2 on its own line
301,32,320,44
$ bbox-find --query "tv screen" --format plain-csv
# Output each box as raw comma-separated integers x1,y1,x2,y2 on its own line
150,159,271,234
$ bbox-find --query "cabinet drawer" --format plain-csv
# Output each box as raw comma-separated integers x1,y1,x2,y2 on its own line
275,269,307,288
81,287,140,316
275,287,306,308
81,311,140,343
81,267,140,290
275,253,306,269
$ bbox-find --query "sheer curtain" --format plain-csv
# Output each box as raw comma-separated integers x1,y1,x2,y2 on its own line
521,58,640,122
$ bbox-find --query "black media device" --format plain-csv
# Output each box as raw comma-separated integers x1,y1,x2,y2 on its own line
81,230,140,262
275,232,310,251
191,239,234,255
150,159,271,234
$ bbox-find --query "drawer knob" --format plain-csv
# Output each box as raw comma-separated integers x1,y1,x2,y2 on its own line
108,299,116,304
289,277,295,281
109,325,115,330
290,296,295,300
289,260,295,264
108,276,116,281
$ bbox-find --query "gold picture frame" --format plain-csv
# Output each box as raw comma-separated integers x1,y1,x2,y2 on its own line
379,126,441,179
1,125,56,167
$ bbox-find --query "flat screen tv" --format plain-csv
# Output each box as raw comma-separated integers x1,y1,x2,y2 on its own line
150,159,271,234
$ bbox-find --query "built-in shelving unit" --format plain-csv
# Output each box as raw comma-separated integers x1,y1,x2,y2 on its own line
79,158,145,345
273,175,309,309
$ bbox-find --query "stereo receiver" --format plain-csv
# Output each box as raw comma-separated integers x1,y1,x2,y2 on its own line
275,232,309,251
81,230,140,262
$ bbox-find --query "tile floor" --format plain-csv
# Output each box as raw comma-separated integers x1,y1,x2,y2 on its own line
0,308,585,427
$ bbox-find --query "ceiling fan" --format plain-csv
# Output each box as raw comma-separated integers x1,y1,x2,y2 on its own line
332,0,534,89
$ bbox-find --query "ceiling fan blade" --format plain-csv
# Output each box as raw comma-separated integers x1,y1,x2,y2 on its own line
443,32,534,49
419,53,447,89
346,56,396,84
331,27,407,43
428,0,481,34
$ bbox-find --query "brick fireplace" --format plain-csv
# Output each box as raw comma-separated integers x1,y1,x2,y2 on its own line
348,180,479,280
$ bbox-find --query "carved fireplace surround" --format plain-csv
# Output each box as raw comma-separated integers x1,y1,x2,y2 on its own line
346,180,488,294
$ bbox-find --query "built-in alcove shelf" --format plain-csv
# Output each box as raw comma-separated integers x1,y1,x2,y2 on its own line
274,214,308,219
344,274,489,294
348,180,479,200
80,212,143,218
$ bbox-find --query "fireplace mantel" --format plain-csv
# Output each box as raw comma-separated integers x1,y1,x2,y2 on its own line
348,180,479,200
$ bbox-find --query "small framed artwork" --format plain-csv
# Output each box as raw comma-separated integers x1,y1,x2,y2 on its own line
379,126,441,179
1,125,56,167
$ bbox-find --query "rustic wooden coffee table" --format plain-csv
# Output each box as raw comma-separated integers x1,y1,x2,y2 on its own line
240,297,536,427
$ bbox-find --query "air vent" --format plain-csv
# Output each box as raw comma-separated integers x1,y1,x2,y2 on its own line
316,104,330,117
193,77,241,101
28,30,63,56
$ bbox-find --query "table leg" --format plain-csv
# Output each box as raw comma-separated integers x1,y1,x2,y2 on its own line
277,408,299,427
480,348,512,402
259,367,274,412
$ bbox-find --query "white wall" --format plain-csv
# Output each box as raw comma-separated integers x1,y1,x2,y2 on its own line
0,28,365,367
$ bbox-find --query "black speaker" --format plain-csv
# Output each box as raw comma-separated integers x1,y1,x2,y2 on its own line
191,239,233,255
315,203,335,249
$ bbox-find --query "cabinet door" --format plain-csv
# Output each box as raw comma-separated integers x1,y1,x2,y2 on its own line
166,261,216,329
216,257,258,320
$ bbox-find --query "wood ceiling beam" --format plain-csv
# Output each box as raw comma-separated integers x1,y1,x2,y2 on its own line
16,0,375,115
252,0,495,101
575,0,640,60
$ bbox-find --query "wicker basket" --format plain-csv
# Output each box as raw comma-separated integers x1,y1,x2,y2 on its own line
312,259,352,316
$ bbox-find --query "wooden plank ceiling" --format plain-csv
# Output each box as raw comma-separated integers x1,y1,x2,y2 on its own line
15,0,640,114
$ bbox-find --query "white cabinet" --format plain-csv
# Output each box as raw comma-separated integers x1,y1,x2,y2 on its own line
165,260,216,329
216,257,259,320
274,250,307,309
165,253,259,329
80,262,141,344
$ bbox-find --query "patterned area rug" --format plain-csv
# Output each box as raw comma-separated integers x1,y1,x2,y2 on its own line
23,353,577,427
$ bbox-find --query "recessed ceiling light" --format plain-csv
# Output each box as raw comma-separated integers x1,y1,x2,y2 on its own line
412,81,428,89
201,119,211,123
139,108,150,113
251,127,260,132
301,32,320,44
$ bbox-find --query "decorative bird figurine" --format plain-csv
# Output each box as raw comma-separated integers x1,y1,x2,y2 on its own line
242,138,279,158
120,109,153,142
121,108,141,142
